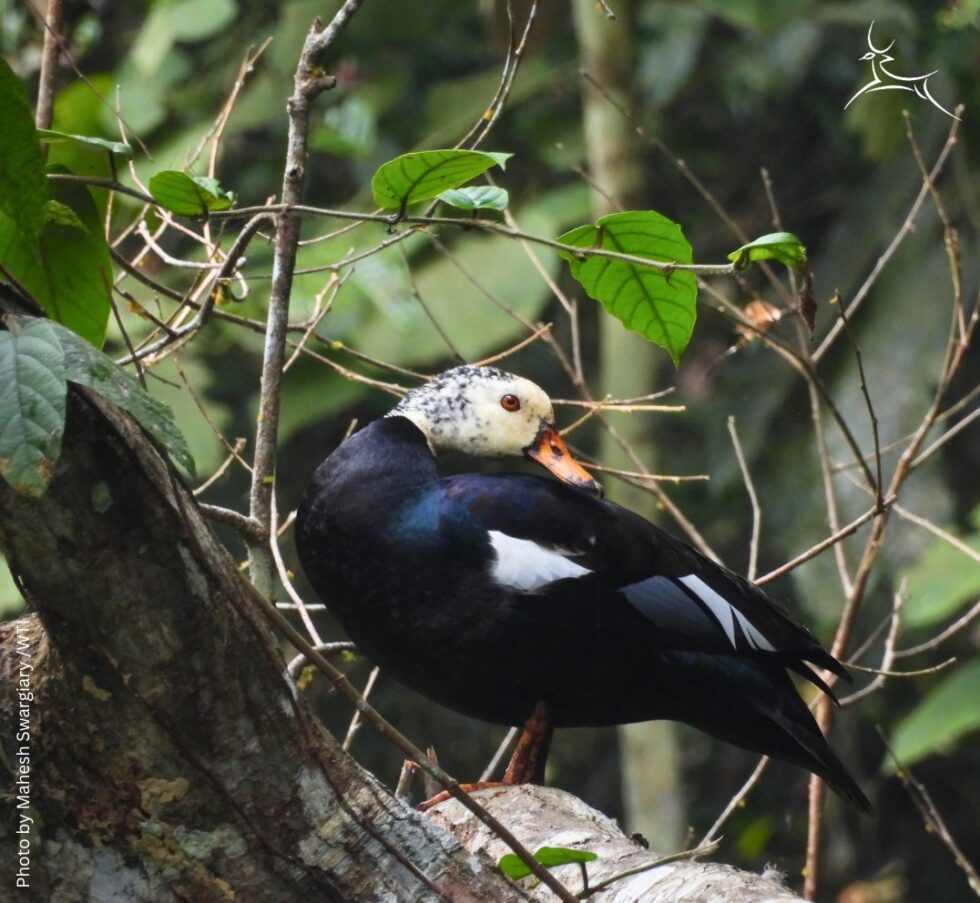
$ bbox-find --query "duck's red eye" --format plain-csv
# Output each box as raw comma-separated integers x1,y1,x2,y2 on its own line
500,394,521,412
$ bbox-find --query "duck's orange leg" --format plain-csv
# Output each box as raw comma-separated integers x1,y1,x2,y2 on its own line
418,702,553,811
502,701,553,785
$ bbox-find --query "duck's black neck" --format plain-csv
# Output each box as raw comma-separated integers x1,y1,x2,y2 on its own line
318,416,438,495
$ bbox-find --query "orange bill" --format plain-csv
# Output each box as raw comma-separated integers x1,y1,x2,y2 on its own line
525,424,601,494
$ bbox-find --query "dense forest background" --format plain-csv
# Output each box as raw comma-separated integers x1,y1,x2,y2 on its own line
2,1,978,900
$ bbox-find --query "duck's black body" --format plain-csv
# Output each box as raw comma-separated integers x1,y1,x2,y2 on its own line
296,415,870,810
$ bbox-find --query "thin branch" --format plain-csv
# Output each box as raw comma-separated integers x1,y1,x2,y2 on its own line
838,584,904,707
836,298,884,510
246,7,352,591
727,416,761,581
911,403,980,469
893,503,980,564
699,756,769,846
200,503,264,542
812,114,961,364
879,728,980,897
479,727,519,782
270,494,323,647
756,502,885,586
895,599,980,659
286,642,358,679
34,0,64,130
342,666,380,752
194,438,248,496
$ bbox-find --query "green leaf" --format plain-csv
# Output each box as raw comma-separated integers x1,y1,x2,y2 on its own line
498,846,598,880
438,186,509,212
0,318,67,496
43,199,87,230
902,510,980,628
0,166,112,347
0,59,49,247
40,319,197,479
37,128,133,157
533,847,599,868
558,210,697,365
727,232,807,270
148,170,236,216
371,149,511,210
886,659,980,771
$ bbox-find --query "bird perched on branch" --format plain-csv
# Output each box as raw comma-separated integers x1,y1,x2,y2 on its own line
296,365,870,811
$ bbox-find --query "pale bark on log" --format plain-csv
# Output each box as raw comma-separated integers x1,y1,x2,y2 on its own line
428,785,805,902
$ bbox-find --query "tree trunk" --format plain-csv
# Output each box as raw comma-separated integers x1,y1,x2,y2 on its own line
0,381,523,901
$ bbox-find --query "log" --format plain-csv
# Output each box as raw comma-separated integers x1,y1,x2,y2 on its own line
428,785,804,902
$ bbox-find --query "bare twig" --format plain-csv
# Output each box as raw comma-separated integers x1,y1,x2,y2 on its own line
699,756,769,846
756,502,886,586
194,438,249,496
835,298,884,510
342,666,380,752
727,416,761,581
895,599,980,659
34,0,64,130
246,7,354,591
270,494,323,647
893,503,980,564
879,728,980,897
480,726,519,782
812,114,961,364
286,642,358,679
838,584,904,707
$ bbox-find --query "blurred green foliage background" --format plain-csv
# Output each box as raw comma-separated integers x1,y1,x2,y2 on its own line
2,1,979,899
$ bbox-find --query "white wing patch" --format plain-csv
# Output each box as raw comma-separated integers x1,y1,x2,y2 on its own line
488,530,591,592
678,574,775,652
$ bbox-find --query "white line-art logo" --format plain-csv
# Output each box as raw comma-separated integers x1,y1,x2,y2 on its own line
846,21,960,120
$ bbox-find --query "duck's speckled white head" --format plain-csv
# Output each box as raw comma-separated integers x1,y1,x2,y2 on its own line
389,365,599,493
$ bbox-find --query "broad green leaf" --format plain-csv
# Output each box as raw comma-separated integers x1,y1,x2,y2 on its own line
533,847,599,868
558,210,697,365
902,508,980,628
498,846,598,880
148,170,236,216
728,232,807,270
0,167,112,347
439,186,509,212
44,199,87,230
886,659,980,771
0,59,49,246
40,319,197,479
37,128,133,157
371,149,511,211
0,319,67,496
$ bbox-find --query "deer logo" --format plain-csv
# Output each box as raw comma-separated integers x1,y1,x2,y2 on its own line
846,21,960,120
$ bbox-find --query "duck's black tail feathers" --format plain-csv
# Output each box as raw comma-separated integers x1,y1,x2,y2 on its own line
678,655,873,812
767,706,873,812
